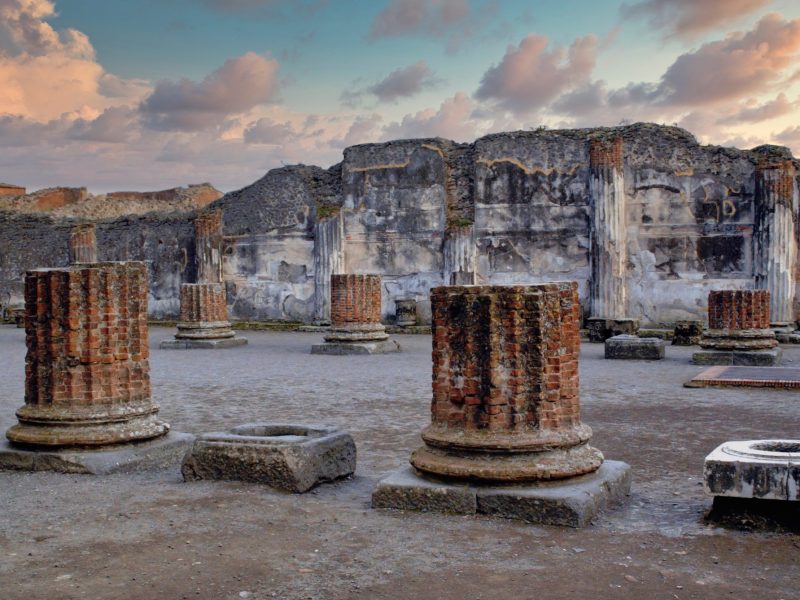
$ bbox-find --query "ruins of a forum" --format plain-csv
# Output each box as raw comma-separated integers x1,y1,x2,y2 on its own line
1,122,798,534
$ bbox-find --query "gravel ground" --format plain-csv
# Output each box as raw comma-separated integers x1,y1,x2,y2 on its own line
0,326,798,600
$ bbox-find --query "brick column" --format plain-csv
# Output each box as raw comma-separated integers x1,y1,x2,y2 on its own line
754,160,797,326
195,209,223,284
325,274,388,342
69,223,97,264
410,282,602,482
174,283,235,341
694,290,779,365
5,262,169,447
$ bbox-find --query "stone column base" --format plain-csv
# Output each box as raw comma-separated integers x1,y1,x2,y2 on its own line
372,461,631,527
311,339,400,355
161,336,248,350
0,432,194,474
692,348,782,366
586,318,639,342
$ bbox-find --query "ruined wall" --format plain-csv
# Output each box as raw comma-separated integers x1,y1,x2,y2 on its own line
1,123,798,326
0,211,194,319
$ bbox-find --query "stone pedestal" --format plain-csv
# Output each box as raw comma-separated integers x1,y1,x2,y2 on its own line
586,317,639,343
693,290,780,366
311,274,399,355
704,440,799,528
161,283,247,349
68,223,97,264
672,320,703,346
395,299,417,327
4,262,171,450
373,282,630,526
182,423,356,493
605,335,665,360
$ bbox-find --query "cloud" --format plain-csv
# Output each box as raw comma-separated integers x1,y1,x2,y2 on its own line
66,106,140,143
335,113,383,148
475,34,597,114
369,0,468,38
775,126,800,153
140,52,280,131
368,0,496,52
0,0,150,121
620,0,771,39
718,93,796,125
242,117,294,144
654,13,800,107
0,0,93,57
382,92,477,141
368,60,441,103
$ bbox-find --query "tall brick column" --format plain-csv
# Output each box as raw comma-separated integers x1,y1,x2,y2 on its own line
694,290,780,365
754,160,797,327
69,223,98,264
195,209,223,284
587,138,637,342
5,262,169,447
311,274,399,354
410,282,602,481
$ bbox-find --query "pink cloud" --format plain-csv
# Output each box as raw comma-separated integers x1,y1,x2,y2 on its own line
382,92,477,141
620,0,771,39
475,34,597,114
141,52,280,131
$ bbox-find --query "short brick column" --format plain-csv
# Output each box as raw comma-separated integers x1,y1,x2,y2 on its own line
68,223,98,264
5,262,169,447
311,274,399,354
694,290,780,365
410,282,602,481
175,283,235,340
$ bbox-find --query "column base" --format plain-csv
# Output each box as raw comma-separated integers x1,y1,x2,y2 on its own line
310,339,401,355
0,431,194,474
372,461,631,527
160,336,248,350
692,348,782,366
604,335,665,360
586,318,639,342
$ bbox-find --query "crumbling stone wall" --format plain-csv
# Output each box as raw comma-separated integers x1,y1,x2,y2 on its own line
1,123,798,325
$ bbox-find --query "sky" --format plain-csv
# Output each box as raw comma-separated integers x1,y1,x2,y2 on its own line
1,0,799,193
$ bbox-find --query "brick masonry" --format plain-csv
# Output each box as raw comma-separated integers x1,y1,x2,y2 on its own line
410,282,603,482
179,283,229,323
69,223,98,264
589,137,623,172
330,274,382,326
5,262,168,447
707,290,770,330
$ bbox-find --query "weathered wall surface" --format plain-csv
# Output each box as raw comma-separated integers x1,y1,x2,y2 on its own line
1,124,798,326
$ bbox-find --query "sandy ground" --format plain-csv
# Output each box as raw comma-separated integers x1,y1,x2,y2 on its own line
0,326,798,600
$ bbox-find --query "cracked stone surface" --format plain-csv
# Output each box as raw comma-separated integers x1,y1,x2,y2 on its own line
1,326,799,599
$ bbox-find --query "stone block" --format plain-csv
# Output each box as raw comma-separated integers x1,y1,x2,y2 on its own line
692,348,782,366
672,320,703,345
586,318,639,342
372,461,631,527
475,460,632,527
310,339,401,355
182,423,356,493
371,466,477,515
604,335,665,360
704,440,800,501
160,336,248,350
0,432,194,474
